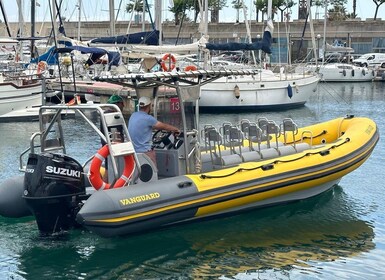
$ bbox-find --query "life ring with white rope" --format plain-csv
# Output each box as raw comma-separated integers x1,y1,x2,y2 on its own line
89,145,135,190
160,53,176,72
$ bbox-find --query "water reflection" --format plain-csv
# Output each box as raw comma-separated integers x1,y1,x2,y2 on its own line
12,186,374,279
318,82,378,103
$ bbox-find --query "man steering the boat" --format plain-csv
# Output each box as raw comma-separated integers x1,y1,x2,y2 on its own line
128,96,180,165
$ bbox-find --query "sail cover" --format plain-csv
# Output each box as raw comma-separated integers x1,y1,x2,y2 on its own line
89,30,160,45
205,30,272,54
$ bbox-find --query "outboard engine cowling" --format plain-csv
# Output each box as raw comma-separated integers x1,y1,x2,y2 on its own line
23,153,86,235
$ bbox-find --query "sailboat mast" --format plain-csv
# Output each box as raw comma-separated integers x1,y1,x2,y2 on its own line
267,0,272,20
154,0,162,45
307,0,318,64
0,0,12,37
109,0,115,36
77,0,81,40
31,0,36,58
242,3,257,65
322,1,327,64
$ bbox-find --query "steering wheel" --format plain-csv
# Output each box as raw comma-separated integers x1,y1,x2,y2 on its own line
152,130,172,146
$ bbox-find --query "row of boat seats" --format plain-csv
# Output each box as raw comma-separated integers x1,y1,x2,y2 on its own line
241,118,310,152
201,118,312,171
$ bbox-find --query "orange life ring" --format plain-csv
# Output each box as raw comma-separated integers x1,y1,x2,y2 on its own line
37,61,47,74
66,95,81,106
161,53,176,72
184,65,197,71
89,145,135,190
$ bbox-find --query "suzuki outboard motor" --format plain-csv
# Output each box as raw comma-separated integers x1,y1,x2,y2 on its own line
23,153,86,235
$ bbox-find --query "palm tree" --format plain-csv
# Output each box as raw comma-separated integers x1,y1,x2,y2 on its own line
126,0,149,23
254,0,267,22
168,0,191,25
372,0,385,20
276,0,295,22
232,0,244,23
209,0,227,23
126,0,145,14
328,3,348,21
352,0,357,17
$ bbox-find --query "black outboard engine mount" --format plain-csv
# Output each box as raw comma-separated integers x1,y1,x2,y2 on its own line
23,153,86,235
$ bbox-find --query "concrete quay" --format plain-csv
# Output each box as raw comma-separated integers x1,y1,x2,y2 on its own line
3,18,385,58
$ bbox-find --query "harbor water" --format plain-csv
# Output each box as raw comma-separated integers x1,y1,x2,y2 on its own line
0,82,384,279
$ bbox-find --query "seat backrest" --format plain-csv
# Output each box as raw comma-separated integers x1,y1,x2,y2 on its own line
265,120,280,148
220,122,233,148
257,117,269,131
248,122,262,150
249,122,262,140
228,126,244,154
240,119,251,137
202,125,215,149
281,118,298,146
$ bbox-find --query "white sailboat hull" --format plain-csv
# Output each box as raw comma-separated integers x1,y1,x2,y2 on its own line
0,82,43,117
199,71,319,111
297,64,375,82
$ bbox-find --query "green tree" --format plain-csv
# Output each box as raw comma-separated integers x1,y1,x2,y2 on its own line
232,0,245,23
209,0,227,23
168,0,192,25
126,0,150,23
126,0,147,14
372,0,385,20
276,0,295,22
254,0,266,22
352,0,357,18
253,0,288,22
327,0,348,21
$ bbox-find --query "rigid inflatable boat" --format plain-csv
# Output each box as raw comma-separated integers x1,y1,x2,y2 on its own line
0,71,379,237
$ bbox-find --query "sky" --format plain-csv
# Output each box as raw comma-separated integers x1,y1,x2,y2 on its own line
1,0,384,23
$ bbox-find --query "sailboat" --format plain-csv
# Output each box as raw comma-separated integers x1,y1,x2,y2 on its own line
0,2,44,121
198,0,319,112
295,3,375,83
122,0,319,112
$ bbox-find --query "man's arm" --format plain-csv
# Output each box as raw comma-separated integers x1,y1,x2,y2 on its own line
153,121,180,133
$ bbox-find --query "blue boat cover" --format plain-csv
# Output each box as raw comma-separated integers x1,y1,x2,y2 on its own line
30,46,59,65
89,30,160,45
54,46,108,55
206,30,272,54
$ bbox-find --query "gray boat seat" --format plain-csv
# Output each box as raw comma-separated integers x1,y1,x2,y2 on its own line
260,147,280,159
294,142,311,152
277,145,297,156
201,126,239,170
265,120,282,149
281,118,312,152
241,151,262,162
244,122,265,151
215,153,243,167
257,117,270,142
